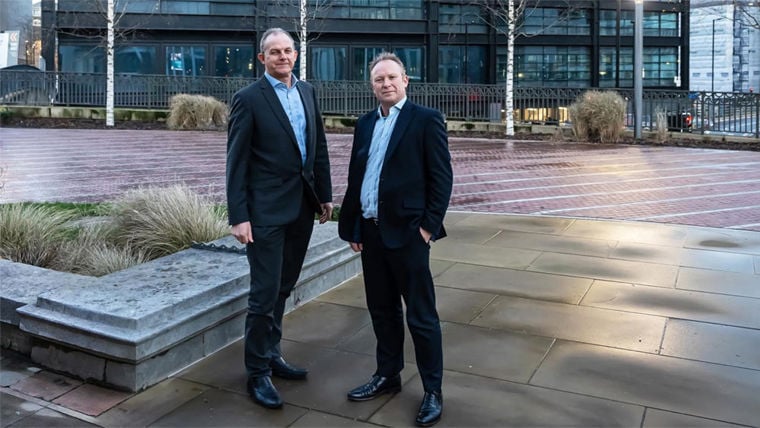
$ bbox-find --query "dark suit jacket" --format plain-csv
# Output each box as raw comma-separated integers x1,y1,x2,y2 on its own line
226,77,332,227
338,101,453,249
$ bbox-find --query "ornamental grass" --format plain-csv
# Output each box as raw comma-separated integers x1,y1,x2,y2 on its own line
0,204,73,268
568,90,627,143
109,184,229,260
167,94,228,130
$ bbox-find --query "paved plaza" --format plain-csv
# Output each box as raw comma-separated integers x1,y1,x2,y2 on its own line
1,128,760,427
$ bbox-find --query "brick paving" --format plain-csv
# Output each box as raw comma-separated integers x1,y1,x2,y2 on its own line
1,128,759,231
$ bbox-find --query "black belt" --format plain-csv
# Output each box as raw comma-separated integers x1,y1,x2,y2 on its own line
363,217,379,225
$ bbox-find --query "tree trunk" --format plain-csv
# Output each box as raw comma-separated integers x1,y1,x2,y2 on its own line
106,0,115,127
504,0,515,136
299,0,307,80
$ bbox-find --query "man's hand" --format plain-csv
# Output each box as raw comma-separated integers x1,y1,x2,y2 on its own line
319,202,334,224
420,227,432,244
349,242,363,252
231,221,253,244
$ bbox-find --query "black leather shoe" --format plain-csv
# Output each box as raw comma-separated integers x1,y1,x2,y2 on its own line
247,376,283,409
347,374,402,401
270,357,308,380
415,391,442,427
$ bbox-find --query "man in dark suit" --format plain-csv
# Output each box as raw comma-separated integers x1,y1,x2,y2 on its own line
226,28,333,410
338,52,452,427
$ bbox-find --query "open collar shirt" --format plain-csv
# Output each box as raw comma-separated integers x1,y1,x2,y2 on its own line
360,97,407,219
264,72,307,165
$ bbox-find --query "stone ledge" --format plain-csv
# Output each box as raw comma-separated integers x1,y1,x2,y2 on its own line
3,222,360,391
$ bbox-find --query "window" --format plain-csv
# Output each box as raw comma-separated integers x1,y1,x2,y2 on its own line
214,46,253,77
353,47,385,80
395,47,424,82
166,46,207,76
515,46,590,87
438,45,486,84
520,8,590,36
599,48,617,87
644,11,679,37
600,10,634,36
310,47,347,80
602,47,678,87
59,45,105,73
439,4,487,34
116,46,157,74
643,47,678,86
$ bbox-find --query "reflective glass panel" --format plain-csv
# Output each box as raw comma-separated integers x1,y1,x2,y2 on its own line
214,46,254,77
166,46,207,76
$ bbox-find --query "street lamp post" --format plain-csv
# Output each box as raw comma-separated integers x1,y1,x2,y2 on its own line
712,18,716,93
634,0,643,141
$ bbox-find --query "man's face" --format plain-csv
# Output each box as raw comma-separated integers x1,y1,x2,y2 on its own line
258,33,297,81
371,59,409,109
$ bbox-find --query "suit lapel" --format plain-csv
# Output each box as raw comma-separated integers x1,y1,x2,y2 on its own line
259,77,301,153
383,101,414,164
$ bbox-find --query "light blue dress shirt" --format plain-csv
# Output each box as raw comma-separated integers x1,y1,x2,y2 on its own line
360,97,407,219
264,72,307,165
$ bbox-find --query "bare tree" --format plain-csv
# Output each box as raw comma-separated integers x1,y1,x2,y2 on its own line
54,0,159,126
274,0,331,80
734,1,760,29
477,0,579,136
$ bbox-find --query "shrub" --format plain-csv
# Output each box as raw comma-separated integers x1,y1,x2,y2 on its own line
568,90,626,143
0,204,73,267
654,109,669,143
167,94,228,130
110,184,229,259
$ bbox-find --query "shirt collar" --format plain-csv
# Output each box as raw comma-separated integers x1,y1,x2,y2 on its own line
377,97,407,118
264,72,297,89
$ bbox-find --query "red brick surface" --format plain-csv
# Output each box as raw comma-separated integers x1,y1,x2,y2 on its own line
1,128,758,231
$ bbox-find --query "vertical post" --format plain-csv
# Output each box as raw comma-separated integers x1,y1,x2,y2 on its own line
634,0,643,141
106,0,114,127
711,19,715,93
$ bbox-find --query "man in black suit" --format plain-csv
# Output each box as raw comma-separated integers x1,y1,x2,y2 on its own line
226,28,333,410
338,52,452,427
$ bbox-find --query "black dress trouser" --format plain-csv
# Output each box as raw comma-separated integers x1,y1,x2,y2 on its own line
244,194,314,378
360,218,443,393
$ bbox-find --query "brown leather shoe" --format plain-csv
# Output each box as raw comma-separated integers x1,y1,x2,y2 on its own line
346,374,402,401
415,391,442,426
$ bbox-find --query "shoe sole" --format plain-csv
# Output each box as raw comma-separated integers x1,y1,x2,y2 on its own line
347,385,402,402
250,396,283,409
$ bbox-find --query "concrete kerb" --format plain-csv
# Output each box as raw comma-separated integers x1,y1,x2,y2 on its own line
1,221,360,392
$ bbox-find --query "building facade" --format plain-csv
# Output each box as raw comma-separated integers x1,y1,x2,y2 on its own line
689,0,760,93
41,0,690,88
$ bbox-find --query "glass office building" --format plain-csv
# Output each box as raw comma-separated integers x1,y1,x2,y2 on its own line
41,0,690,88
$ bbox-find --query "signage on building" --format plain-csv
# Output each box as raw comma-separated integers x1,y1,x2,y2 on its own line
0,31,20,68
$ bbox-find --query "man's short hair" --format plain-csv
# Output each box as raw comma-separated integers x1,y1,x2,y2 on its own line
369,52,406,76
260,28,295,53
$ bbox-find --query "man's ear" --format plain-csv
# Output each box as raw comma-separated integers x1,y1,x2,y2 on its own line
257,52,265,64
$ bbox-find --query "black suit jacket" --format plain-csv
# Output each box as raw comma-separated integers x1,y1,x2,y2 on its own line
226,77,332,227
338,101,453,249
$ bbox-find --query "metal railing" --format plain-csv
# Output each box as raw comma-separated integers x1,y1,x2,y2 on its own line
2,70,758,137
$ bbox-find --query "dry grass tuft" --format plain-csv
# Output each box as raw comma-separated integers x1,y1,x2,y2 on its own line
654,109,669,143
0,204,73,267
110,184,229,259
568,90,626,143
52,222,149,277
167,94,228,130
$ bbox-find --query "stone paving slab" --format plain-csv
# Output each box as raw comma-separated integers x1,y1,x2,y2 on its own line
661,319,760,370
531,341,760,427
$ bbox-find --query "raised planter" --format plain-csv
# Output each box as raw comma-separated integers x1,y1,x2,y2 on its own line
1,222,360,391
